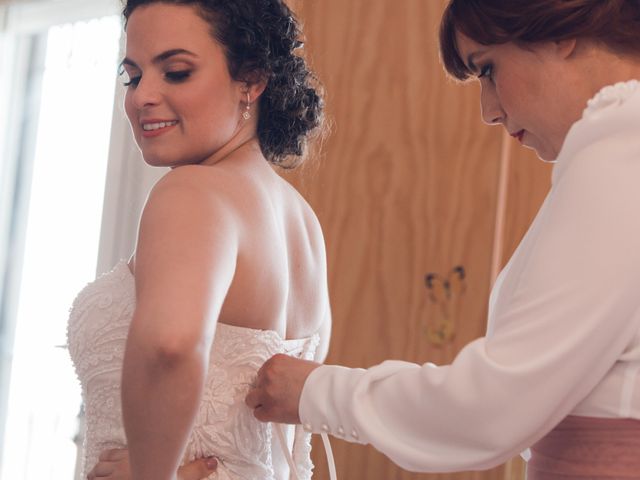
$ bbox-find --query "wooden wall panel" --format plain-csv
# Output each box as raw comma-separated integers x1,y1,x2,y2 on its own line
498,142,553,267
281,1,545,479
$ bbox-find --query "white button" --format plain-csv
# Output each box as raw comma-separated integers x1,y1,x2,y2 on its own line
351,429,359,439
303,423,312,432
321,423,330,432
337,426,345,436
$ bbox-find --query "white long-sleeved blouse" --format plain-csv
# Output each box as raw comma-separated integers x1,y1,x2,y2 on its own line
299,80,640,473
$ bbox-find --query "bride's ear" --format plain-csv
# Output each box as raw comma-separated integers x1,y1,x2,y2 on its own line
239,68,268,105
246,78,267,103
555,38,578,59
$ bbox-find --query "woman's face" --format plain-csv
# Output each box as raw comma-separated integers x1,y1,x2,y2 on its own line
123,3,246,167
455,32,583,161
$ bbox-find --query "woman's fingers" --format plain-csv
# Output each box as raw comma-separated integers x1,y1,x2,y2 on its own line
98,448,129,462
86,462,117,479
88,449,131,479
91,448,217,480
177,457,218,480
246,354,320,424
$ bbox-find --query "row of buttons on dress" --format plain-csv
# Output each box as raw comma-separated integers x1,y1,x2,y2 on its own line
303,422,359,440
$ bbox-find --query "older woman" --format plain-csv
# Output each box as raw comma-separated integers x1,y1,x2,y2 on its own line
247,1,640,478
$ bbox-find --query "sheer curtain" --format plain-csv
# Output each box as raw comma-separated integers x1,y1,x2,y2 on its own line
0,1,163,478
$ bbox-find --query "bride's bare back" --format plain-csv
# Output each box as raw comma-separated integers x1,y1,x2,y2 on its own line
131,149,330,356
215,154,330,345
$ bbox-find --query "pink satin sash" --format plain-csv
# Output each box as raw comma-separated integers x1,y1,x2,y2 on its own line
528,415,640,479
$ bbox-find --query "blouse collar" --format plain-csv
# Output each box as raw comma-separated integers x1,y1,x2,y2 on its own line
551,79,640,184
583,79,640,119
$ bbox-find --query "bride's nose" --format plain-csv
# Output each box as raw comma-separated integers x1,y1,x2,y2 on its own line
130,75,163,109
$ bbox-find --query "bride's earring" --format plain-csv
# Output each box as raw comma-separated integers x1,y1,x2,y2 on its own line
243,92,252,120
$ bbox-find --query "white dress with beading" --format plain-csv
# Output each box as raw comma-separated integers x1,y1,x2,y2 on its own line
67,259,319,480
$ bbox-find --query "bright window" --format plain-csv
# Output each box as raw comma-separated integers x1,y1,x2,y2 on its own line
0,15,121,480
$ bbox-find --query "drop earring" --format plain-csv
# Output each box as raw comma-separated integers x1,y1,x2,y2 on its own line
243,92,252,120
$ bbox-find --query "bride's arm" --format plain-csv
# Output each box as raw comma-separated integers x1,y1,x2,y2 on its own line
121,171,239,480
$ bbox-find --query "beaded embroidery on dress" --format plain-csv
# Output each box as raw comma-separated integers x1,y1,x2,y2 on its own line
67,259,320,480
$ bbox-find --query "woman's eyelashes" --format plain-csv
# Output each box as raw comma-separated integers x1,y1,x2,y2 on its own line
121,70,192,88
123,75,141,87
478,63,494,81
165,70,192,83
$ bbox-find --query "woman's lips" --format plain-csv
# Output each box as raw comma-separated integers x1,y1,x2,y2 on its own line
140,120,179,138
511,129,525,143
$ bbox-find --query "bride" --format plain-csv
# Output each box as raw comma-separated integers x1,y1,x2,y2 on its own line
67,1,330,479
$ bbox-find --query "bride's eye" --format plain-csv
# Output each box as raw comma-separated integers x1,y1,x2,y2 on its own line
165,70,192,83
119,67,141,88
123,75,141,88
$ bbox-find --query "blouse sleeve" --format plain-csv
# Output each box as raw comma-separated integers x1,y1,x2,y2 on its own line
299,138,640,472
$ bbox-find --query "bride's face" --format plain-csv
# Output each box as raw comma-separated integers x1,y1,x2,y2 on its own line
122,3,246,167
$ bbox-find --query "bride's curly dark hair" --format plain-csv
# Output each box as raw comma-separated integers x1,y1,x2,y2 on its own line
123,0,325,168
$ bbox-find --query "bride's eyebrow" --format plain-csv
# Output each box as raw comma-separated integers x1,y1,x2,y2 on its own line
119,48,199,70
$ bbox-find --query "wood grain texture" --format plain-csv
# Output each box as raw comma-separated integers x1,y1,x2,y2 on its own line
280,1,541,478
498,143,553,267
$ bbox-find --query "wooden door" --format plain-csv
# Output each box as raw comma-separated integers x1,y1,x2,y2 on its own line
283,1,552,478
494,139,553,272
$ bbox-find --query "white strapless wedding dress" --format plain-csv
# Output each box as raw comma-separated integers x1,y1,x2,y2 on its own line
67,259,320,480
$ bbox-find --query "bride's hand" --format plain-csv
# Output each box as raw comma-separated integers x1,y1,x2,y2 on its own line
87,448,217,480
86,449,129,479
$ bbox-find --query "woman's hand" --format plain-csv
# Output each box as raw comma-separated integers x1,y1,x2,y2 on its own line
87,448,218,480
246,353,321,424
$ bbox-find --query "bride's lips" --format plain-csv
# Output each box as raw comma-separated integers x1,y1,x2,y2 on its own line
510,129,525,143
140,119,179,138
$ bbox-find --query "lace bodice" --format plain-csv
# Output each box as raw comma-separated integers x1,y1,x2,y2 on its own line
67,259,320,480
